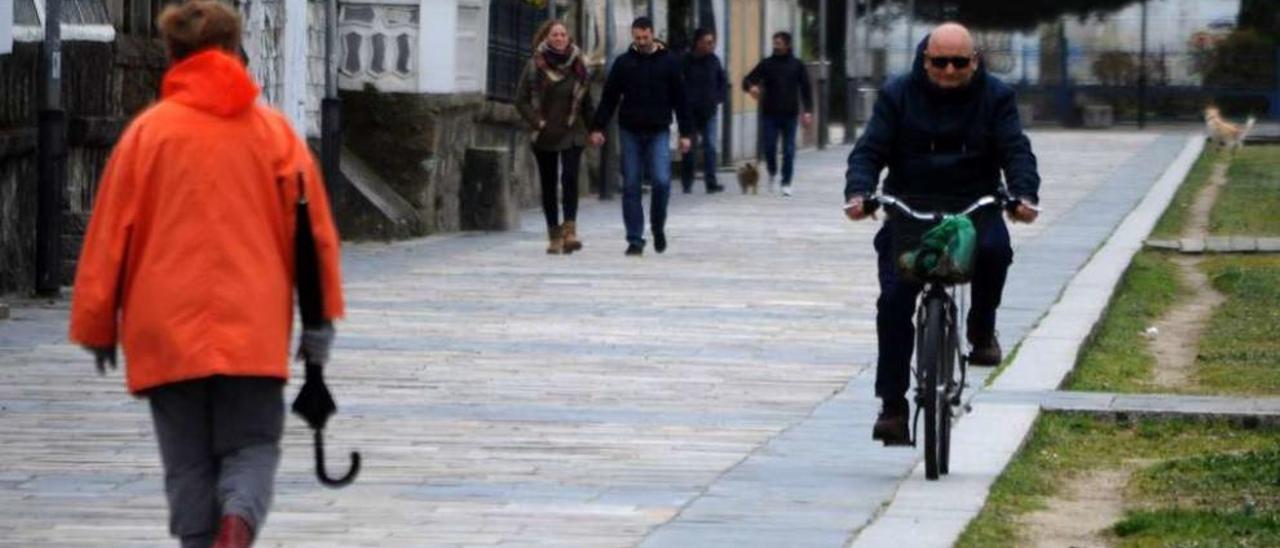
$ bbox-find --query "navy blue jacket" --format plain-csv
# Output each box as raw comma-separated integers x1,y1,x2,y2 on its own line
681,52,727,122
845,38,1040,205
743,53,813,118
592,44,693,135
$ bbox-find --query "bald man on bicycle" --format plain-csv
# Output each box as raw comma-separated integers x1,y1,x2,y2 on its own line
844,22,1041,444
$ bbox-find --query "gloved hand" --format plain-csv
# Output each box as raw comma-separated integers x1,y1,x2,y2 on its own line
297,322,335,365
84,346,117,375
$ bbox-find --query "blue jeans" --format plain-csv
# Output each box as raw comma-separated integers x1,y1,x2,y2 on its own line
873,213,1014,400
619,128,672,247
681,115,719,190
761,114,798,184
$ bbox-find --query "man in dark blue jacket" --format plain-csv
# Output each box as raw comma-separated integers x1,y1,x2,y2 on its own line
843,23,1041,444
680,27,728,195
743,32,814,196
590,17,693,256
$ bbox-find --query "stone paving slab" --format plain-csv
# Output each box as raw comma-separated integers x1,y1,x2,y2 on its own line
1146,237,1280,253
0,132,1181,547
976,390,1280,424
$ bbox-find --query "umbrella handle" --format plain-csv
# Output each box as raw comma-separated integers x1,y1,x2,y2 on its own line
314,429,361,488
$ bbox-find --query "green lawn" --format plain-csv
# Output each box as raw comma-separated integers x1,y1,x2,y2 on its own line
1115,446,1280,546
1194,255,1280,395
1150,148,1222,240
957,415,1280,548
1209,145,1280,236
1066,251,1183,392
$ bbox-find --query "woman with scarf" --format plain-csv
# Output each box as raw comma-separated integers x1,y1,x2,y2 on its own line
515,19,594,254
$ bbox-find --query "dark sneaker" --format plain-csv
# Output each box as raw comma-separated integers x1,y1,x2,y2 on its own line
625,243,644,256
707,183,725,194
969,333,1003,366
873,398,911,445
682,186,693,194
654,232,667,254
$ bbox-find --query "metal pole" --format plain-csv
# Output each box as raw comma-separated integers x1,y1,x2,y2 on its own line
547,0,555,20
1137,0,1148,129
648,0,654,22
320,0,342,195
721,0,733,166
904,0,913,61
599,0,615,199
1057,23,1070,125
844,0,858,144
818,0,828,149
37,0,65,295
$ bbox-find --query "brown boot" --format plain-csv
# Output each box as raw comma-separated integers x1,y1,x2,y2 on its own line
213,514,253,548
562,220,583,254
547,225,564,255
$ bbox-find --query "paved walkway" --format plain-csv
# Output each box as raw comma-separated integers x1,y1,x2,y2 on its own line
0,131,1184,546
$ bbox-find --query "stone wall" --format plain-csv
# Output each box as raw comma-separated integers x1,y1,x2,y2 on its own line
339,91,551,237
0,39,165,296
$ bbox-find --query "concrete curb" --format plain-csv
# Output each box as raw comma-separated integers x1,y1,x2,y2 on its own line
850,135,1205,548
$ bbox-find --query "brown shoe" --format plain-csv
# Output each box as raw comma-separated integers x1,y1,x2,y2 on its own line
968,332,1003,366
547,225,563,255
872,397,911,445
562,220,583,254
213,514,253,548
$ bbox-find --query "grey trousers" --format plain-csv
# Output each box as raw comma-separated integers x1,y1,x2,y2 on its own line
146,376,285,548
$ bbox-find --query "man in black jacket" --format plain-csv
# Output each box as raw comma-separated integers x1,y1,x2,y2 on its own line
591,17,693,256
843,23,1041,444
680,27,727,194
743,31,813,196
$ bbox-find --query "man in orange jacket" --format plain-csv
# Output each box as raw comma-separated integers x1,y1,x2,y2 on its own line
67,2,344,546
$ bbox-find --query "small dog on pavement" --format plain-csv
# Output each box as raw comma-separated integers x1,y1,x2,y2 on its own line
737,162,760,195
1204,106,1256,152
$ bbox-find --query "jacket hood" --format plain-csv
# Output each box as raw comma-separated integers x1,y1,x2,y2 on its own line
910,34,988,97
161,49,260,117
630,40,668,56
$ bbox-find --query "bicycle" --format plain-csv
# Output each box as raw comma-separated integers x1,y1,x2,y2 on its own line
854,192,1010,480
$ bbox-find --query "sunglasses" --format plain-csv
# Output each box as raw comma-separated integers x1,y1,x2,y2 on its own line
926,55,974,70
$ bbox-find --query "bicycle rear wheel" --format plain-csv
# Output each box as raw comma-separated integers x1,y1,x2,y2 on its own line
919,297,947,480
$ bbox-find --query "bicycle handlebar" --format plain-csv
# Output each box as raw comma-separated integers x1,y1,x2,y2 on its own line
844,191,1040,220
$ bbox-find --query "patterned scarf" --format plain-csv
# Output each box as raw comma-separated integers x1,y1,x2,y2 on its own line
531,41,589,128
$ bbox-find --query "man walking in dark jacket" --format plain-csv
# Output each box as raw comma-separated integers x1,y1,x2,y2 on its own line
590,17,693,256
743,31,813,196
680,27,727,195
843,23,1041,444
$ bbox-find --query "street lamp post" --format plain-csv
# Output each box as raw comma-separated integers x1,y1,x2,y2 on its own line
818,0,828,149
37,0,65,295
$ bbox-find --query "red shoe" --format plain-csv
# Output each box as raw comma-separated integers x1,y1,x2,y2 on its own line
214,514,254,548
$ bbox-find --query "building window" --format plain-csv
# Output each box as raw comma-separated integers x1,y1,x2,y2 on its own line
485,0,542,102
338,4,416,92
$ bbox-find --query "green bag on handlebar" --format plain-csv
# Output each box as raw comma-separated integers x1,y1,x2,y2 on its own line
898,215,977,284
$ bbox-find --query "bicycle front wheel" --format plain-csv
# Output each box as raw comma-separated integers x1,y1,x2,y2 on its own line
919,297,947,481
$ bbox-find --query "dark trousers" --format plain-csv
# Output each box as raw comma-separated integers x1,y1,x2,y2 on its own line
680,115,719,191
146,376,285,547
761,114,798,184
533,146,583,229
873,215,1013,400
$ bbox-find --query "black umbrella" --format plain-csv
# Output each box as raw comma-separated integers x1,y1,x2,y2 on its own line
291,173,361,488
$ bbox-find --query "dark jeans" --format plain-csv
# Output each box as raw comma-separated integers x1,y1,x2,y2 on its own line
619,128,672,246
680,115,719,191
761,114,798,184
146,376,285,547
873,214,1013,400
533,146,583,229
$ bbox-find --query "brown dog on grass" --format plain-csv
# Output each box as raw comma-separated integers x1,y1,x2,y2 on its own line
1204,106,1256,152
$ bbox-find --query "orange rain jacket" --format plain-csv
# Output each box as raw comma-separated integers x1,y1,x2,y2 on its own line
69,49,345,394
